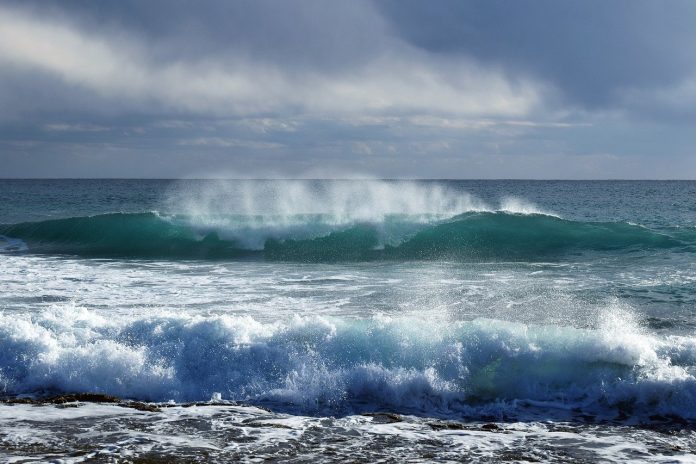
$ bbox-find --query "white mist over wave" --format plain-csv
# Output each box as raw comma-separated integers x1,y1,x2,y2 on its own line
1,302,695,418
168,179,488,221
164,180,555,248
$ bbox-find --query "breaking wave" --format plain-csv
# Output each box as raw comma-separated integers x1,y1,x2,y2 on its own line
1,306,695,420
0,211,685,261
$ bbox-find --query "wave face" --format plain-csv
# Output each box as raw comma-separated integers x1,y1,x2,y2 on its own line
0,211,685,261
0,213,248,259
1,306,695,419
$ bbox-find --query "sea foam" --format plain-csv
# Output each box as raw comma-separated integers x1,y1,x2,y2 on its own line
2,304,695,419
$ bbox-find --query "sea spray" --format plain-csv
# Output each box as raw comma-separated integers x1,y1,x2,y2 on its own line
165,179,490,223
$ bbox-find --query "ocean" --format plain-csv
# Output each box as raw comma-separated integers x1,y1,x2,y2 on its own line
1,179,695,462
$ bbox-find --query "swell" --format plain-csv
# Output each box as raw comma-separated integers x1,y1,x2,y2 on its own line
267,212,683,261
1,308,696,420
0,211,686,261
0,213,250,259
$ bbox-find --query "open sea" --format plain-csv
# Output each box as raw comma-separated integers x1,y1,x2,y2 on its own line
1,179,696,463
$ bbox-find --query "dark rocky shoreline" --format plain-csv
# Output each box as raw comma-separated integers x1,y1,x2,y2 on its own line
1,396,695,463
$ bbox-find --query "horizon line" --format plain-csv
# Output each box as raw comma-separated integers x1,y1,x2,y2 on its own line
1,178,696,182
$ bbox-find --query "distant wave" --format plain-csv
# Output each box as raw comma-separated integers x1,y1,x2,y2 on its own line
0,211,686,261
1,306,695,420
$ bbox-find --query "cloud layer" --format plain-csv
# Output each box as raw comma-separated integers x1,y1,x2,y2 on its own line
1,1,695,178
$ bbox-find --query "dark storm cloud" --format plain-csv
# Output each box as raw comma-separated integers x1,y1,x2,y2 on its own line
0,1,695,178
19,0,691,113
376,0,696,109
0,0,539,120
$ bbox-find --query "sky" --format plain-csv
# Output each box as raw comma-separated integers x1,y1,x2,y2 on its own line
1,0,695,179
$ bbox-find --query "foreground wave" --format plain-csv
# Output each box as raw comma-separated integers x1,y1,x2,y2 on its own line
0,211,688,261
1,306,695,421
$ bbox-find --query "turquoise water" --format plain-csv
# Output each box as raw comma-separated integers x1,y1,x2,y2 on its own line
1,179,695,461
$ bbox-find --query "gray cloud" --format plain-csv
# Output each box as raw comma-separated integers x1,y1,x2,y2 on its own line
0,3,542,118
14,0,391,69
0,1,695,178
377,0,696,110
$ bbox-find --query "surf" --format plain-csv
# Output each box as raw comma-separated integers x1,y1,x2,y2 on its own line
1,305,695,421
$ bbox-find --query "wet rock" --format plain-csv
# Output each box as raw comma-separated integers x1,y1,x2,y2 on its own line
428,421,467,431
500,451,540,462
1,397,36,404
548,426,579,434
362,412,403,424
242,421,292,429
2,393,121,405
49,393,121,404
123,401,162,413
2,394,161,413
55,403,81,409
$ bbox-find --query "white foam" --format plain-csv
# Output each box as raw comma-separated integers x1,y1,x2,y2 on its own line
1,303,695,419
498,197,557,216
1,403,694,463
